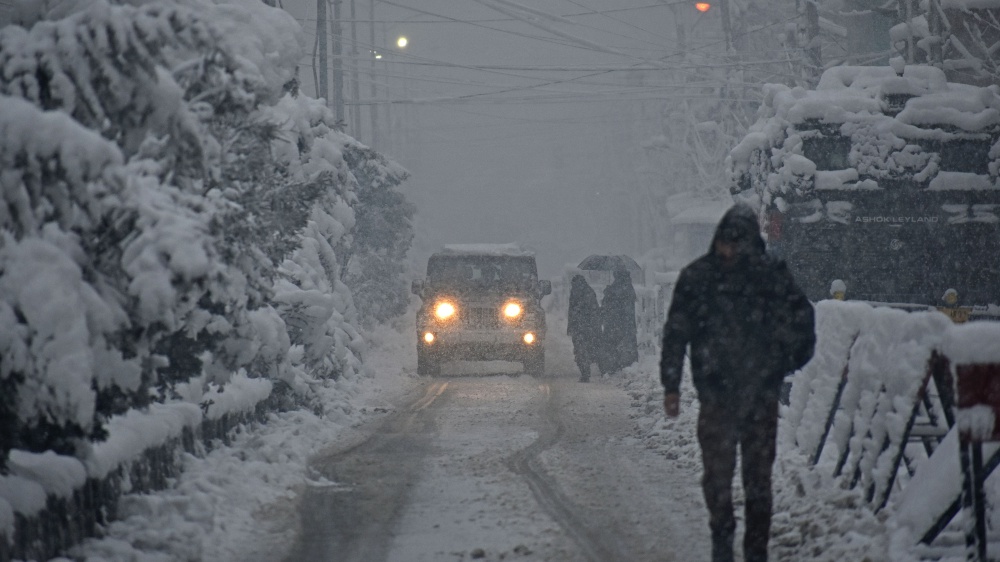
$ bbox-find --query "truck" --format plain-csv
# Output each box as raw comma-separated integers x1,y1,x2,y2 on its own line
412,244,551,376
729,65,1000,320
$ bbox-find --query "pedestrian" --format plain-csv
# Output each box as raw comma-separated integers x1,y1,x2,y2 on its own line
567,274,600,382
600,267,639,373
660,204,815,562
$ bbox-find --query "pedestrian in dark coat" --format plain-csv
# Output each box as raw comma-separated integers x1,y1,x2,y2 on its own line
567,274,600,382
660,204,815,562
600,268,639,373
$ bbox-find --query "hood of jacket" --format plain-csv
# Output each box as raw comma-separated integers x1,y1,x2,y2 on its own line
710,204,766,256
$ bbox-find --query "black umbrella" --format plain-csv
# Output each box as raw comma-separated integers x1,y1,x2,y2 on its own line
577,255,642,276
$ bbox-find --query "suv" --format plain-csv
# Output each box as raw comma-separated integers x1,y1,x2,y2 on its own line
412,244,551,376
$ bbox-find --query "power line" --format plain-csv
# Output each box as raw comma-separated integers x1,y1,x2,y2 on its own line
292,2,671,24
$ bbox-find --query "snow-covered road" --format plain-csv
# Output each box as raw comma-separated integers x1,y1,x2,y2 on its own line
69,310,908,562
286,371,710,562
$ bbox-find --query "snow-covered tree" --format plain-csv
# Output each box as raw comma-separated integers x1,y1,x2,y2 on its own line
0,0,412,468
888,0,1000,86
341,141,412,326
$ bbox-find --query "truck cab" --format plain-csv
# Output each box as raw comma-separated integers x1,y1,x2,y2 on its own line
413,244,551,376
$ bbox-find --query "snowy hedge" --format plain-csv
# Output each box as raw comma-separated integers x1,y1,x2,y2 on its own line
0,0,410,475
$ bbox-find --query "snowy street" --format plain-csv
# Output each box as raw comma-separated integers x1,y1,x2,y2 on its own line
6,2,1000,561
286,369,709,562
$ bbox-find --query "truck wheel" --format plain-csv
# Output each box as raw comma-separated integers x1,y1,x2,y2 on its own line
417,349,440,376
523,349,545,377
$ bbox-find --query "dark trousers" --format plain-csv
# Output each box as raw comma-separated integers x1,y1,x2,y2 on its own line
570,335,595,379
697,393,779,562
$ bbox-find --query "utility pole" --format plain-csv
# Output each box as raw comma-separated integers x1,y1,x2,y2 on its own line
901,0,916,63
350,0,362,139
332,0,345,125
719,0,734,54
801,0,821,83
368,0,378,148
317,0,328,101
927,0,944,66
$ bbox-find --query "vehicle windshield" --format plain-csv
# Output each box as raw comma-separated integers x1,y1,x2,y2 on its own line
427,255,538,293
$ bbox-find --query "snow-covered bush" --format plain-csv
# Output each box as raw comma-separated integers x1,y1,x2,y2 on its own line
0,0,411,469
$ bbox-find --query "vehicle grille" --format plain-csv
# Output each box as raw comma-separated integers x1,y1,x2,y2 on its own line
465,307,500,329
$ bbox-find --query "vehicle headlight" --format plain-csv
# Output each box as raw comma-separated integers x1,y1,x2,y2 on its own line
503,302,522,319
435,302,456,320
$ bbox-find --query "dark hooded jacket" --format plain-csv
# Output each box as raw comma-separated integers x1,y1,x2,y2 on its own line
660,205,815,401
567,274,601,344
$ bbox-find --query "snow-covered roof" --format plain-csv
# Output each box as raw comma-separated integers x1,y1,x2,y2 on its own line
437,243,535,257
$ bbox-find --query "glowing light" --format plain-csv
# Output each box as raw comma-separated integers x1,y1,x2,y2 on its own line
423,332,435,343
695,2,711,11
397,36,408,48
503,302,522,318
374,53,382,60
434,302,456,320
523,333,535,344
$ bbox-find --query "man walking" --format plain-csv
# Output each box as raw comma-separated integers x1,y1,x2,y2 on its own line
660,204,815,562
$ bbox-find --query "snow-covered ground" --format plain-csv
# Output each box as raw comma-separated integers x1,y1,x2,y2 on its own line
66,302,996,562
67,317,423,562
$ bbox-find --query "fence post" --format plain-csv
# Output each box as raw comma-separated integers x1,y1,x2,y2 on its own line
954,360,1000,561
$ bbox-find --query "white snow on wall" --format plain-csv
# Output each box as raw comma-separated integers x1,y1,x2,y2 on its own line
84,403,202,480
939,321,1000,365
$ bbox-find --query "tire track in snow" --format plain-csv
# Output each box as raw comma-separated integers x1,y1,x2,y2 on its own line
506,381,628,562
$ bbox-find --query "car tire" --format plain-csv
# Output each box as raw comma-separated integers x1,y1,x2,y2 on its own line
417,348,440,376
523,348,545,377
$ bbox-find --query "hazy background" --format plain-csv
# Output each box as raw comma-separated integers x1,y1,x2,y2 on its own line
280,0,691,277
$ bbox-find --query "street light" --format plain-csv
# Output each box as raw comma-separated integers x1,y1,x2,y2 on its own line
695,2,711,11
396,36,408,48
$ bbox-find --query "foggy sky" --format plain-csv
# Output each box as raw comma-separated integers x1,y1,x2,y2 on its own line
282,0,684,278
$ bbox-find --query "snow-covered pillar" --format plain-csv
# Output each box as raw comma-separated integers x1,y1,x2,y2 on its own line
940,323,1000,561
